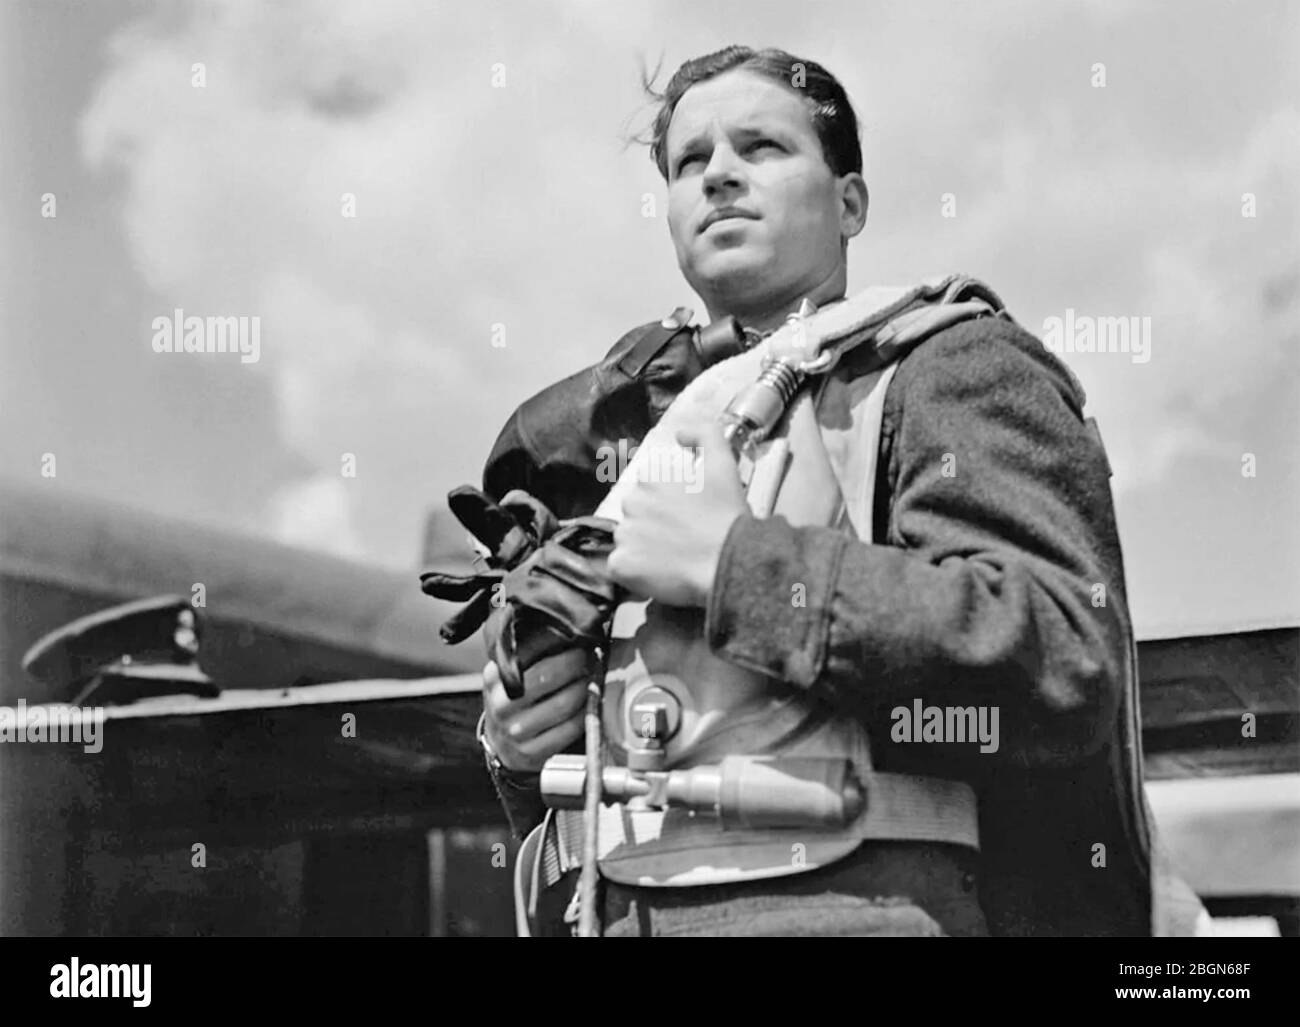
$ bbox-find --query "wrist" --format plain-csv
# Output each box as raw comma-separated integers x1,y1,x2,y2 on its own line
701,511,749,619
477,713,546,839
689,509,742,608
477,712,541,781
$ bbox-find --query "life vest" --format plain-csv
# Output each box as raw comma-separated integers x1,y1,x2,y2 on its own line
514,275,1208,936
553,275,1006,886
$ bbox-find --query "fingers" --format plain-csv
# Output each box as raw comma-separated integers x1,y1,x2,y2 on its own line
503,710,586,772
481,647,597,767
520,713,585,760
484,648,592,706
604,538,646,600
520,648,594,701
674,419,728,453
482,671,589,772
500,679,588,747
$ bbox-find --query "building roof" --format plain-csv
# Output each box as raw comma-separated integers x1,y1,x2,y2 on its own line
0,479,481,701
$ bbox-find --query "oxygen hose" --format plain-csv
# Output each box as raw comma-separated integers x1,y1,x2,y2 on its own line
717,298,818,459
578,645,606,938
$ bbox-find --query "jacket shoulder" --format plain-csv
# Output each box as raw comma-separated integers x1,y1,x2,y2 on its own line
885,313,1089,421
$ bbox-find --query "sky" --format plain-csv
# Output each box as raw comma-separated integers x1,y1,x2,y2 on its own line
0,0,1297,640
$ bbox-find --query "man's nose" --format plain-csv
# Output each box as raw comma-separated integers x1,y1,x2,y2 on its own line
702,144,745,197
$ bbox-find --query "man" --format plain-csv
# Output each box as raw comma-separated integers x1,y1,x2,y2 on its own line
470,46,1171,937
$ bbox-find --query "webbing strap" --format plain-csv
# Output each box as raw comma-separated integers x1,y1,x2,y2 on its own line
856,772,979,847
514,811,547,937
538,771,978,892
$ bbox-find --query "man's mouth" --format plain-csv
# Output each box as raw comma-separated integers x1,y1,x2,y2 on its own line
700,207,759,233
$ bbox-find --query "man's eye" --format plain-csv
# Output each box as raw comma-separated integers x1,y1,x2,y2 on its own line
676,154,705,174
746,139,781,155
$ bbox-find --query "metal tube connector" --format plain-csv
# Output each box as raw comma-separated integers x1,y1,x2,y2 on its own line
717,357,805,459
540,755,865,830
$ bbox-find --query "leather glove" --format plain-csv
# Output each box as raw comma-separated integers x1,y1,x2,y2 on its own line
484,517,623,699
482,315,747,519
420,486,559,644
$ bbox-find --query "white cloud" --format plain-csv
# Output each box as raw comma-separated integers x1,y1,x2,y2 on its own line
76,0,663,565
266,473,364,559
66,0,1297,629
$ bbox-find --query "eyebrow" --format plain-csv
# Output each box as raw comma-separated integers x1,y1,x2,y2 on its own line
670,124,792,158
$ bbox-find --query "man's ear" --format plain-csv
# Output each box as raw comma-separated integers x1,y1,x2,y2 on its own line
838,173,869,240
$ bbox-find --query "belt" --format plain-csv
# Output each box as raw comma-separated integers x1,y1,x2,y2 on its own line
534,770,978,892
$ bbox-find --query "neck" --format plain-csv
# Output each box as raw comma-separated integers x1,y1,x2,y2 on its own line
705,268,849,335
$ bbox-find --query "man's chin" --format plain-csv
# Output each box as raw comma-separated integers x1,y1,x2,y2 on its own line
688,249,774,296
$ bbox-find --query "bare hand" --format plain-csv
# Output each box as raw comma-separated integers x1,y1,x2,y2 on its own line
481,648,595,772
607,421,748,607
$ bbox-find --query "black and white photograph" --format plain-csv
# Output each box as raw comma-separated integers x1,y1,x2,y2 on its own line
0,0,1296,980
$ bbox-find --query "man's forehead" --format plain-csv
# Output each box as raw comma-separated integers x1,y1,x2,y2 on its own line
666,71,814,151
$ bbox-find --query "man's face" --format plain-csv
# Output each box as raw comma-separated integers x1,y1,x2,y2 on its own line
665,69,853,311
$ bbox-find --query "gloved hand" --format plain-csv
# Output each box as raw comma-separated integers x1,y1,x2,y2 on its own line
420,486,559,644
484,517,623,699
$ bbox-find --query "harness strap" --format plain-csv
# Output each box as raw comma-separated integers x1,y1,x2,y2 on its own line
513,809,548,938
534,770,978,894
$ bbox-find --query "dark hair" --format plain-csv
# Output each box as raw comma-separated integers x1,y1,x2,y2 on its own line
640,46,863,181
